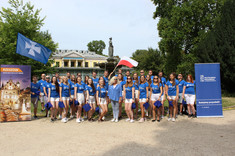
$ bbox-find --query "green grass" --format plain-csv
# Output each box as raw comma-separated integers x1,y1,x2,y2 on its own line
222,97,235,108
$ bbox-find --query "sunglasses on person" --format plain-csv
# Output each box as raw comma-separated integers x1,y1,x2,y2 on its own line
114,79,117,80
127,78,131,80
153,78,158,79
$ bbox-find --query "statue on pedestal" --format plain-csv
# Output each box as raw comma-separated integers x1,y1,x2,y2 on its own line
108,37,114,58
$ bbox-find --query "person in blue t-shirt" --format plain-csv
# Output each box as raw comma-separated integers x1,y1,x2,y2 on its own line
38,73,46,112
92,71,99,89
177,74,186,115
158,71,166,118
31,75,40,119
146,74,152,117
182,74,196,118
138,75,149,123
86,78,96,121
165,73,179,122
43,76,51,117
69,75,76,118
118,73,126,119
123,70,131,82
48,76,60,122
123,76,135,123
74,76,86,123
148,70,154,82
150,75,163,122
59,77,70,123
132,73,139,119
97,79,108,122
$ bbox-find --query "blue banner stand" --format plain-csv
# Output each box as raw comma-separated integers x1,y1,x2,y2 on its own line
195,63,223,117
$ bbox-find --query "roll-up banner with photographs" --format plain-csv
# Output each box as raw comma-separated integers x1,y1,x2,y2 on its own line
0,65,31,122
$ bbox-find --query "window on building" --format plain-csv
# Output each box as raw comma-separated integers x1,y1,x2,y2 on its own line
93,62,97,67
71,61,75,67
85,62,88,67
64,61,68,67
78,62,82,67
55,62,60,67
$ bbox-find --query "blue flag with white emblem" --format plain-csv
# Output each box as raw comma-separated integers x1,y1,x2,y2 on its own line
16,33,52,64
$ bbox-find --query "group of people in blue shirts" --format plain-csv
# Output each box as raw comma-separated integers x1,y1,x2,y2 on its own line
31,69,196,123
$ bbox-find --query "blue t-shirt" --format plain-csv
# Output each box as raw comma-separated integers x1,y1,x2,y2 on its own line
123,76,127,81
43,82,51,95
69,81,75,95
133,80,139,90
86,85,96,96
150,76,154,82
97,86,107,98
75,83,85,93
120,81,126,91
31,82,40,98
50,84,59,98
160,77,166,85
166,81,179,96
38,79,46,93
60,83,70,97
184,82,195,94
150,83,162,94
139,82,149,99
92,77,99,88
103,76,109,90
125,84,134,99
178,80,186,93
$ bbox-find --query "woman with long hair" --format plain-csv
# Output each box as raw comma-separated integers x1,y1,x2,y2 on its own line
69,75,76,118
150,75,162,122
146,74,152,117
48,76,60,122
138,75,149,122
158,72,166,119
59,77,70,123
132,73,139,119
108,76,122,122
165,73,179,122
97,79,108,122
123,75,135,123
86,78,96,121
118,73,125,119
74,76,85,123
182,74,196,118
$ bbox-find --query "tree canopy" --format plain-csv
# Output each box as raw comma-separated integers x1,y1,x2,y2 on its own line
0,0,58,76
87,40,106,55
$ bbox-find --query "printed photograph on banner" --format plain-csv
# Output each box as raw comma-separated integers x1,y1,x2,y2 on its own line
0,65,31,122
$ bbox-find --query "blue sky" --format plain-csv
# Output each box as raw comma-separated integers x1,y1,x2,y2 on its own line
0,0,160,57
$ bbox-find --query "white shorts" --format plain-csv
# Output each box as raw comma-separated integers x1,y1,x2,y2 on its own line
99,97,107,105
77,93,85,104
185,94,195,105
40,96,48,103
62,97,70,101
125,98,132,103
50,97,59,102
178,93,183,103
70,95,74,99
139,98,146,103
135,90,139,99
168,96,176,100
88,96,95,104
151,93,161,101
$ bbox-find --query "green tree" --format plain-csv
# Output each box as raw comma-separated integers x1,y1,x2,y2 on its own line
151,0,225,72
131,48,165,75
194,0,235,93
87,40,106,55
0,0,58,76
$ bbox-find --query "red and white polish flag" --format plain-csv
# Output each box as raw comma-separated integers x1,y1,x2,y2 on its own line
116,56,138,68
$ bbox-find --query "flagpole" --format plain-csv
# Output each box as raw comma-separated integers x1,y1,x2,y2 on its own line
108,64,119,80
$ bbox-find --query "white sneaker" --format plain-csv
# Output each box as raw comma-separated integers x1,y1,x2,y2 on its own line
111,118,115,122
168,118,172,121
130,119,134,123
76,118,81,123
70,115,74,119
58,115,62,120
102,116,105,120
65,117,68,122
80,118,84,122
161,115,164,119
172,118,176,122
61,118,67,123
126,118,130,122
115,118,118,123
